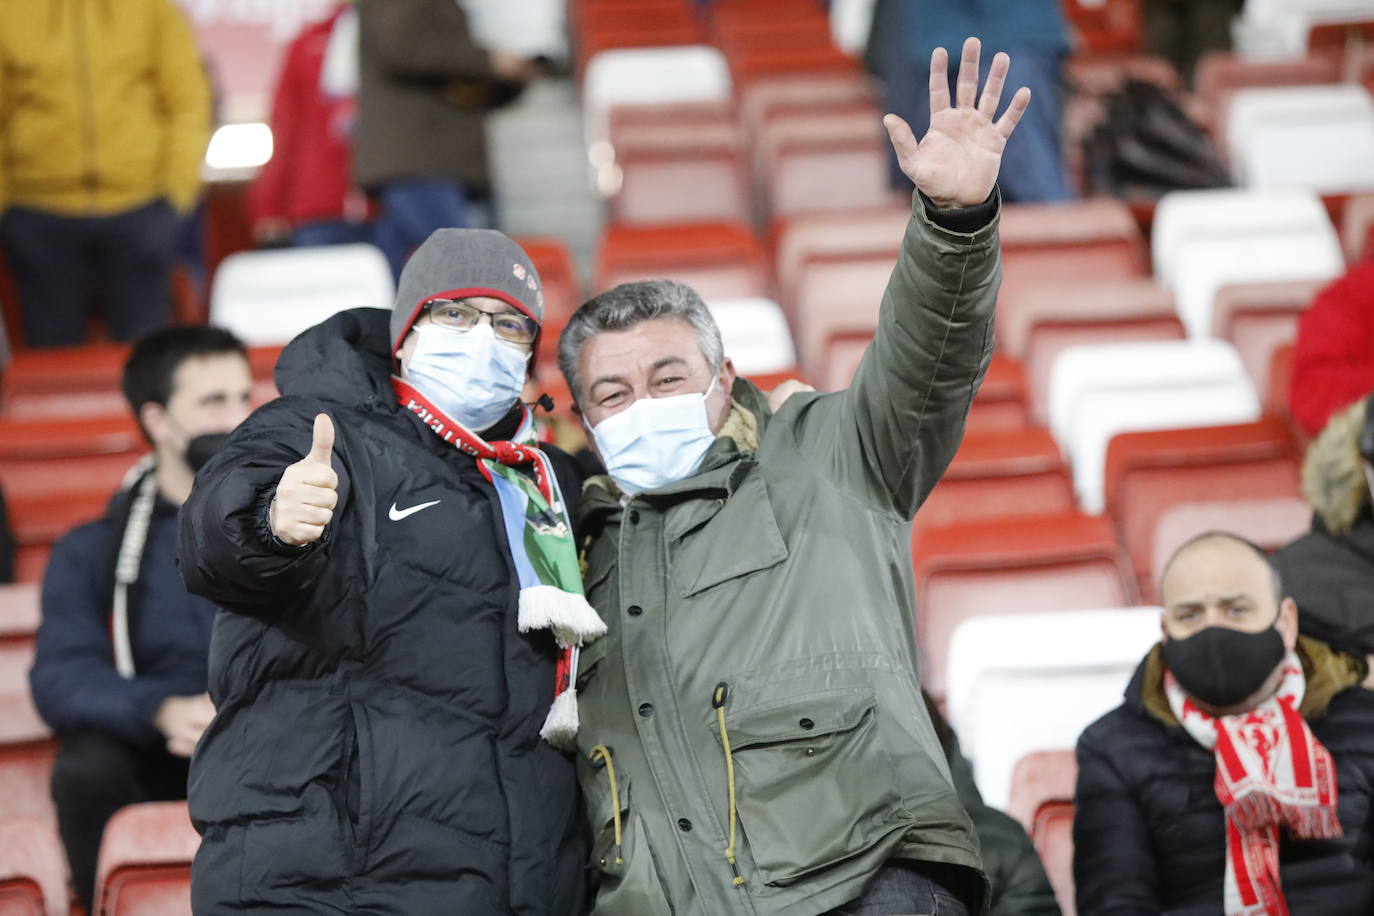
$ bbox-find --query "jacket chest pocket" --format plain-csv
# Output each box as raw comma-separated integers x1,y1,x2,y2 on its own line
713,686,905,887
666,473,788,598
576,749,674,916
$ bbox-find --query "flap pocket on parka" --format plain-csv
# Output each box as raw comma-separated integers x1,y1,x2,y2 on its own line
712,686,904,887
670,473,788,598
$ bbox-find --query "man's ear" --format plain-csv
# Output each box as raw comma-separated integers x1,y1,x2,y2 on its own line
140,401,169,446
1278,596,1300,652
1159,614,1170,643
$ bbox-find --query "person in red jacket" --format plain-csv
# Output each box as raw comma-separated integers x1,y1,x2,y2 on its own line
1290,260,1374,438
247,2,371,248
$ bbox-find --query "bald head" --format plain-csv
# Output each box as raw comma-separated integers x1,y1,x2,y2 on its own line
1159,531,1297,648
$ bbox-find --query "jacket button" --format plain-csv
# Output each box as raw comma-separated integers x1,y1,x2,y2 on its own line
799,718,814,730
677,817,692,832
629,510,641,524
638,702,654,718
627,605,643,617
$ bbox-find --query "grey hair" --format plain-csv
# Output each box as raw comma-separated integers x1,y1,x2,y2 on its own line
557,280,724,405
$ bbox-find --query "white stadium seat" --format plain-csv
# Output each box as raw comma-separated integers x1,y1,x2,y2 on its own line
582,46,732,155
209,244,394,346
1047,340,1262,514
1151,189,1343,339
945,607,1163,810
706,298,797,376
1226,85,1374,192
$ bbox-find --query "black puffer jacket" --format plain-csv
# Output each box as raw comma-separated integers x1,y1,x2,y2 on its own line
1074,638,1374,915
178,308,586,914
1276,514,1374,657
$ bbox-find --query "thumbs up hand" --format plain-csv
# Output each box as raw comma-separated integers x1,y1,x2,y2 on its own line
269,413,339,546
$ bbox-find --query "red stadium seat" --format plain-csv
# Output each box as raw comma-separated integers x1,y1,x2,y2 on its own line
1003,279,1184,426
915,428,1076,535
606,110,751,227
517,237,583,376
2,344,127,397
0,603,57,831
1306,19,1374,59
94,801,199,916
1268,342,1296,430
758,107,893,223
736,72,874,142
0,815,69,916
9,489,116,583
774,205,908,318
1210,279,1322,394
1063,0,1144,56
1341,193,1374,263
999,200,1149,315
817,341,1031,434
0,586,38,647
595,222,771,300
1104,419,1302,601
1193,53,1340,134
913,512,1138,696
1034,801,1077,916
1006,749,1078,834
726,44,859,94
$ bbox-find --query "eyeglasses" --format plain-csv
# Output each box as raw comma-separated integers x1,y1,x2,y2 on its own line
424,299,539,345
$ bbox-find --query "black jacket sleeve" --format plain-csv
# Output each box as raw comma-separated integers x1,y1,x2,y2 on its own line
1073,726,1162,915
29,523,183,746
177,398,352,620
0,485,14,584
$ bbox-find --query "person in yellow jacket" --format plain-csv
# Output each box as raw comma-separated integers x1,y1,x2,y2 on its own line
0,0,210,347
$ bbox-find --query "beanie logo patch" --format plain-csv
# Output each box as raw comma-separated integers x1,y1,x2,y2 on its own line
513,263,527,281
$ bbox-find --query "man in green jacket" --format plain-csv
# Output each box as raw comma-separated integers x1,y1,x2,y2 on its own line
556,37,1025,916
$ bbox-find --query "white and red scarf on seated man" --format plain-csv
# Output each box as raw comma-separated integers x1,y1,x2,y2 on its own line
1165,653,1343,916
393,377,606,750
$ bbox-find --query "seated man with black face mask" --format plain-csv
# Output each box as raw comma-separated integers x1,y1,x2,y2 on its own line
28,325,252,911
1074,530,1374,916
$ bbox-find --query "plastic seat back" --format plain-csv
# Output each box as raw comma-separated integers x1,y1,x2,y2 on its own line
1210,278,1322,392
94,802,199,916
1226,84,1374,192
1152,188,1342,338
915,515,1139,698
1103,419,1301,599
209,244,395,347
945,607,1161,811
0,815,68,916
1048,340,1262,513
1007,749,1078,833
706,298,797,375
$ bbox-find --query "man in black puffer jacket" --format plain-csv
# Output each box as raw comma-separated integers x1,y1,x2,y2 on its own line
178,230,590,913
1075,531,1374,915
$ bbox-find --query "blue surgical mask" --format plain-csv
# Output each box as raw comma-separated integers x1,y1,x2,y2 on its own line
591,378,719,496
403,323,529,432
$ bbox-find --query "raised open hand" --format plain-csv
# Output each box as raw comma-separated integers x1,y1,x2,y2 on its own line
884,37,1031,210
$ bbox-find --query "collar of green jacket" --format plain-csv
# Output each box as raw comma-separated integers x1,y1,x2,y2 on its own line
579,378,769,522
1135,635,1366,727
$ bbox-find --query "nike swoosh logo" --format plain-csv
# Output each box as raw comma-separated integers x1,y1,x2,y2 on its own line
388,500,441,521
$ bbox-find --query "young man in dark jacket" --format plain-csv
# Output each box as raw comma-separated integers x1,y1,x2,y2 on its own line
179,230,593,913
29,326,252,910
1275,393,1374,680
1075,531,1374,915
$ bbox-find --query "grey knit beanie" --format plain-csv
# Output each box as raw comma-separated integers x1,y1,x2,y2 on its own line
389,229,544,353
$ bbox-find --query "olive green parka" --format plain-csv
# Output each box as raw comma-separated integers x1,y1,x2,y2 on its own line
573,191,1001,916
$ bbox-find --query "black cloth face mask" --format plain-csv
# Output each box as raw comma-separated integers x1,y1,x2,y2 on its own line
186,432,232,474
1162,623,1287,709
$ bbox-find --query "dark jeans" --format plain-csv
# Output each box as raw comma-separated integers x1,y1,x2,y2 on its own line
372,177,472,279
884,50,1073,203
826,861,975,916
0,198,178,347
51,729,190,911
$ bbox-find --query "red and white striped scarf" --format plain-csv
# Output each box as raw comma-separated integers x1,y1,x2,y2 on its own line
1165,652,1342,916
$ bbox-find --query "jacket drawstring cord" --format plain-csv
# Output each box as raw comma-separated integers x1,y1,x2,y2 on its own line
713,682,746,887
589,745,624,865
